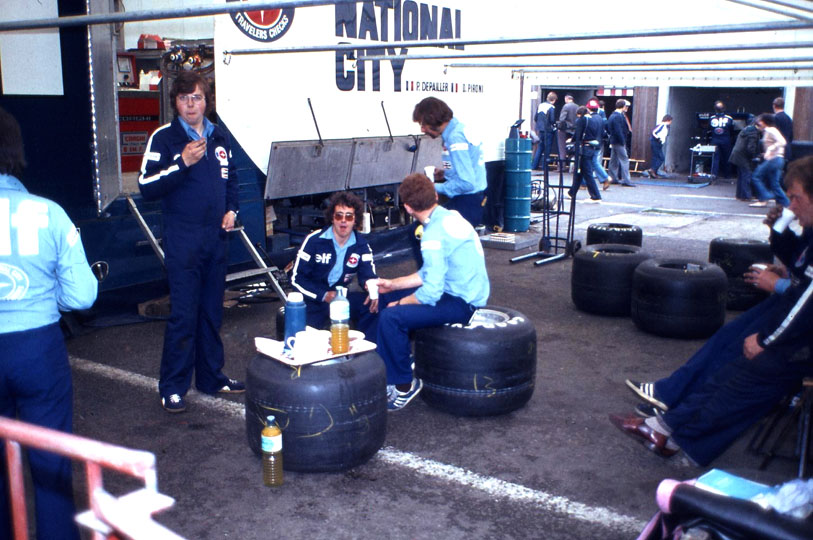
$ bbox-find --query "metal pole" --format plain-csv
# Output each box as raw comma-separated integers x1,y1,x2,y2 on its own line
763,0,813,12
725,0,813,19
223,20,811,56
0,0,357,31
458,64,813,72
440,57,813,69
357,41,813,62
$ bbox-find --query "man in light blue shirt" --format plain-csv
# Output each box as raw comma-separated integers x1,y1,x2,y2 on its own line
414,97,487,228
376,173,490,411
0,107,97,540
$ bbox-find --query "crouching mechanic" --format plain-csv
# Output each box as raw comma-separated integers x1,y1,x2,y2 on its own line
0,106,98,540
376,173,490,411
291,191,380,339
139,71,244,413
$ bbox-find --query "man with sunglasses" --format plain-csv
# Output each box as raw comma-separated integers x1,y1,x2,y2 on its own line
291,191,380,340
139,71,243,413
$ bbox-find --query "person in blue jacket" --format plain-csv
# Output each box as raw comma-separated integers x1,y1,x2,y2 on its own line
413,97,487,228
610,156,813,466
138,72,244,413
375,173,490,411
531,91,558,172
290,191,380,339
709,101,734,179
607,99,635,187
0,107,98,540
568,105,603,202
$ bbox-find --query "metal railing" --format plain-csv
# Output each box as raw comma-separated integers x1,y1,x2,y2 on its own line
0,416,184,540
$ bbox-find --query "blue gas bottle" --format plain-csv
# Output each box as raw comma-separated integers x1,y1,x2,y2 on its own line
283,292,306,353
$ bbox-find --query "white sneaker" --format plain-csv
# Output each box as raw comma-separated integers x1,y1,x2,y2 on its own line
387,379,423,411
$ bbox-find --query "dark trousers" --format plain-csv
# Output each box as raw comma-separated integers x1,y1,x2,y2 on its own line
650,139,665,173
160,223,230,397
735,165,754,200
664,346,813,466
445,191,485,228
377,290,476,385
654,296,778,408
483,160,506,231
569,148,601,200
0,323,80,540
531,131,554,170
304,290,381,343
711,139,732,178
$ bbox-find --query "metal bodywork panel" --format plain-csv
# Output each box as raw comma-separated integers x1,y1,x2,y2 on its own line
265,135,444,199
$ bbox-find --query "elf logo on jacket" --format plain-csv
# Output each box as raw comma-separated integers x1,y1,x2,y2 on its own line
215,147,228,166
315,253,332,265
347,253,359,268
0,263,29,301
228,1,294,43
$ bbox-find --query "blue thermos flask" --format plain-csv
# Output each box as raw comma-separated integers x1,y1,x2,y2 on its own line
283,292,306,353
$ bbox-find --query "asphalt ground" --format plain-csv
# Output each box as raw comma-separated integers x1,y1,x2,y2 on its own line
62,173,803,539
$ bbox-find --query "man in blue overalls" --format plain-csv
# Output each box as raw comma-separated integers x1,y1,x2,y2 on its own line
709,101,734,179
0,107,98,540
413,97,487,228
376,173,490,411
139,72,243,413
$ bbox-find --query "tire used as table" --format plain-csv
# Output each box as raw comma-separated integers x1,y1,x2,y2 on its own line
414,306,536,416
708,237,773,311
585,223,643,247
245,351,387,472
631,259,727,339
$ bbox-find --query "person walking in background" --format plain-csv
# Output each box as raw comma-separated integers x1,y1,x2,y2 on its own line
413,97,487,228
557,95,579,172
749,113,789,208
607,99,635,187
773,97,793,163
139,71,245,413
709,100,734,179
0,107,98,540
586,99,613,190
531,91,557,172
648,115,672,178
729,115,761,202
568,105,603,203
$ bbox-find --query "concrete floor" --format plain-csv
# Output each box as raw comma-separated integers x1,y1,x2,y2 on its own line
63,175,804,539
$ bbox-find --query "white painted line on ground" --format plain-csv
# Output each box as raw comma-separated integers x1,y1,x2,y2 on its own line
670,194,734,200
71,356,647,534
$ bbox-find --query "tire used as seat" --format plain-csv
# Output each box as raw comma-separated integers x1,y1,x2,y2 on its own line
572,243,652,316
414,306,536,416
708,237,773,311
631,259,727,339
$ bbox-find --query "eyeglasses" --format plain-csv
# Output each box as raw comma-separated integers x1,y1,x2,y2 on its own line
177,94,204,104
333,212,355,222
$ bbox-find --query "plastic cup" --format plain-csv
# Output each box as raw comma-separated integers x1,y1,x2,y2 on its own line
424,165,436,180
367,279,379,300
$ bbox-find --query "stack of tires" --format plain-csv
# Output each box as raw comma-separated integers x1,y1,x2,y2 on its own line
414,306,536,416
572,223,729,339
708,237,773,311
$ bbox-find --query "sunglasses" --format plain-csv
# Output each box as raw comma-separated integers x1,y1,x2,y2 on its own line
333,212,355,222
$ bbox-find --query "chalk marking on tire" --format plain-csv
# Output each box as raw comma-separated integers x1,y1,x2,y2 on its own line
70,355,646,534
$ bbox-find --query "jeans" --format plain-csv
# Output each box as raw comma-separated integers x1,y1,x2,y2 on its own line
592,148,609,182
735,165,753,200
569,148,601,200
751,157,789,206
531,130,554,171
445,191,485,228
650,139,665,173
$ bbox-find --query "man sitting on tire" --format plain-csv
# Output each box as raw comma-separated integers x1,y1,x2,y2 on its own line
376,173,490,411
610,156,813,465
291,191,380,340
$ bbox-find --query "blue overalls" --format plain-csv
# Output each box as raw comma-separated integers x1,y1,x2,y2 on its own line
0,174,97,540
139,117,239,399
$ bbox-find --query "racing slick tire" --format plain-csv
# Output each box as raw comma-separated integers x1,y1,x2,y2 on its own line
414,306,536,416
631,259,728,339
586,223,643,247
708,237,773,311
571,244,652,316
245,351,387,472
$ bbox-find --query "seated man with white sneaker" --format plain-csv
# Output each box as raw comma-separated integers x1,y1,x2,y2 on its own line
610,156,813,465
376,173,490,411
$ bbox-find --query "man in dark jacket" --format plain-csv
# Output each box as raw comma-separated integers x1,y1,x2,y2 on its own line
568,106,603,202
729,116,761,201
139,71,244,413
291,191,380,340
610,156,813,466
607,99,635,187
557,95,579,171
709,100,734,179
773,97,793,163
531,91,557,171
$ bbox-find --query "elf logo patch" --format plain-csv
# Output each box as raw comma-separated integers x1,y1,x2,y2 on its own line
347,254,359,268
228,1,294,43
